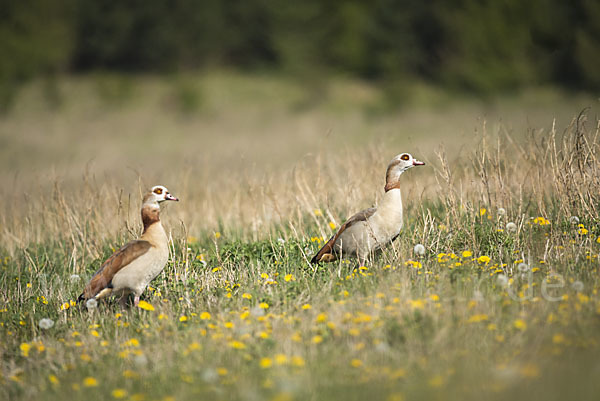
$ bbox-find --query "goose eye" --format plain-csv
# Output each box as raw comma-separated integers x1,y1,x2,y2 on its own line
154,188,163,195
400,154,410,161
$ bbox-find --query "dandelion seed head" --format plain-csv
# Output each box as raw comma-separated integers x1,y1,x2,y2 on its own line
569,216,580,225
506,222,517,233
497,274,509,287
497,208,506,216
572,281,584,292
413,244,426,256
38,318,54,330
69,274,81,282
517,263,529,273
133,354,148,367
86,298,98,310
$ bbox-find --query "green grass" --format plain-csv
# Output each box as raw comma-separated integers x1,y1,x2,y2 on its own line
1,73,600,400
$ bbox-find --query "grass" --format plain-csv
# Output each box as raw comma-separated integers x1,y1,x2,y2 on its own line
1,73,600,400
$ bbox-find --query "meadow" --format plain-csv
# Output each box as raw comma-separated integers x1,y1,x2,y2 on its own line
1,73,599,401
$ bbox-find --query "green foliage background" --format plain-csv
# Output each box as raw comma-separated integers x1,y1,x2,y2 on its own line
1,0,599,108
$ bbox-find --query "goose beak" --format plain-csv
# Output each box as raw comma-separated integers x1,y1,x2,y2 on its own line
166,193,179,201
413,159,425,166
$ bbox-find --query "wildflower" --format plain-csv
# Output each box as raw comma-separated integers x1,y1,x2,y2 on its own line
69,274,81,282
259,302,269,309
200,312,211,320
20,342,31,357
214,232,221,239
413,244,425,256
60,302,70,310
260,357,273,368
83,377,98,387
179,316,188,322
112,389,128,399
284,274,295,282
479,208,486,217
533,217,550,226
38,318,54,330
569,216,580,225
48,374,59,385
520,364,540,378
291,356,306,367
578,224,588,235
462,250,472,258
513,319,527,331
477,255,491,264
302,304,312,310
428,375,445,387
497,274,508,287
216,368,228,376
312,335,323,344
552,334,565,344
242,293,252,299
229,340,246,349
517,263,529,273
316,313,327,323
572,281,584,292
506,222,517,233
137,300,154,311
86,298,98,310
275,354,287,365
329,222,336,230
467,314,488,323
497,208,506,216
314,209,323,216
350,359,363,368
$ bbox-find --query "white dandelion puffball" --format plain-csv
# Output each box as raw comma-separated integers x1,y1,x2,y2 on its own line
497,274,509,287
134,353,148,367
506,222,517,233
414,244,426,256
497,208,506,217
38,318,54,330
86,298,98,310
517,263,529,273
69,274,81,282
572,281,584,292
277,238,286,245
569,216,580,225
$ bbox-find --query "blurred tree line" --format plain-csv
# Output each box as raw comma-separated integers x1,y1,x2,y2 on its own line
1,0,599,109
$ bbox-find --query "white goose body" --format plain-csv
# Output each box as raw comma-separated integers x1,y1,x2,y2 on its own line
335,188,404,259
110,222,169,297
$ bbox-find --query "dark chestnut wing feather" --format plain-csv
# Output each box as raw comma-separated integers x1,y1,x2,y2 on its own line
78,240,152,301
311,208,376,264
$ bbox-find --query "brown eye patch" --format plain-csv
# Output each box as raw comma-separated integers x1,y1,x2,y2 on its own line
154,188,163,195
400,154,410,161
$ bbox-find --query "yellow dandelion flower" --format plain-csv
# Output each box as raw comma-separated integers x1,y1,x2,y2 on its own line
284,274,295,282
123,370,139,379
462,250,472,258
275,354,287,365
312,335,323,344
520,363,540,378
314,209,323,216
179,316,188,322
83,377,98,387
259,302,269,309
112,389,128,399
200,312,211,320
224,321,234,329
513,319,527,331
477,255,491,264
217,368,228,376
316,313,327,323
302,304,312,310
229,340,246,349
552,334,565,344
328,222,336,230
350,359,363,368
291,356,305,367
48,374,59,385
242,293,252,299
137,300,154,311
260,357,273,368
20,342,30,357
479,208,486,216
214,232,221,239
467,314,488,323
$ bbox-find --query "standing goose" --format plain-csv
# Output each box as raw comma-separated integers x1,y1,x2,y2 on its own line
78,185,179,307
311,153,424,265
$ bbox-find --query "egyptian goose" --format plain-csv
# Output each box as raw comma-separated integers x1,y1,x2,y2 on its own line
311,153,424,265
78,185,179,307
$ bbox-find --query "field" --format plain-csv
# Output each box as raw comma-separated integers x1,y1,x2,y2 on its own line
1,73,600,401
